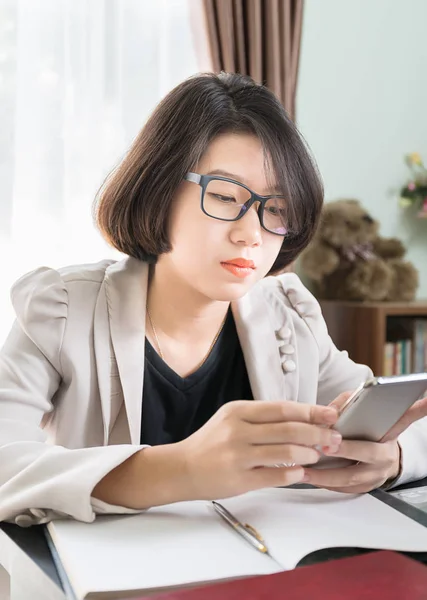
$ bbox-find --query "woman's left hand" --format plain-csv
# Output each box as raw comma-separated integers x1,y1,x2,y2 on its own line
303,391,427,494
303,436,401,493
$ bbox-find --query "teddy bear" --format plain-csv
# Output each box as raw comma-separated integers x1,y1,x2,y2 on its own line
300,199,419,302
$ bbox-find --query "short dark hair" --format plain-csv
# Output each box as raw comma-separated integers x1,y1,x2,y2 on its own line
94,72,323,273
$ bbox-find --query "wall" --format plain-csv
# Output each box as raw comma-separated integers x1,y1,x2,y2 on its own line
297,0,427,298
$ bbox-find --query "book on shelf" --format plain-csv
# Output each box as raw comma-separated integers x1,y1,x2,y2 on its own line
383,319,427,376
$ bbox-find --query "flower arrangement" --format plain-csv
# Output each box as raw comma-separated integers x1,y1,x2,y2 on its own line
399,153,427,218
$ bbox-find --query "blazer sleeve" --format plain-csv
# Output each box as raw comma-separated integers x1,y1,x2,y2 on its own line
283,275,427,487
0,267,144,526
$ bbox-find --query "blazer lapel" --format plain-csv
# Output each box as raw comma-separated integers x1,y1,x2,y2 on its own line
233,277,300,404
232,280,287,402
104,257,148,445
93,282,114,445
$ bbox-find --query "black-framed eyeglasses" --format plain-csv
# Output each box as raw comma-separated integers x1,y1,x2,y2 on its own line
184,172,288,236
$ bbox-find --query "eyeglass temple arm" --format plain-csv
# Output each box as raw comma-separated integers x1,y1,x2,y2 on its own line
185,172,202,184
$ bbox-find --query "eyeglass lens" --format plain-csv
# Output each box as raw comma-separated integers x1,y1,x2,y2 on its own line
202,179,287,235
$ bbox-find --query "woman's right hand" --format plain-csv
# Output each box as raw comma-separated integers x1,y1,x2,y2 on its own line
178,400,342,501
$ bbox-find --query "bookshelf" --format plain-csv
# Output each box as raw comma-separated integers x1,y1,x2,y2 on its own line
319,300,427,376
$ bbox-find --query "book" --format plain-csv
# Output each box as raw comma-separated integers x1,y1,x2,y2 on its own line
383,316,427,376
383,342,394,376
148,551,427,600
414,320,427,373
406,339,413,374
423,320,427,370
46,487,427,600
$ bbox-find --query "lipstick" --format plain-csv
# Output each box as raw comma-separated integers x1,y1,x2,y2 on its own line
220,258,255,279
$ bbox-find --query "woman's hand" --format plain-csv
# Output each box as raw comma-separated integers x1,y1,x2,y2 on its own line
303,392,427,494
94,399,341,510
303,437,401,493
179,400,342,501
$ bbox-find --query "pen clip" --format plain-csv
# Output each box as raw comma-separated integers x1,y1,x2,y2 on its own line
211,501,270,556
243,523,264,542
212,502,264,542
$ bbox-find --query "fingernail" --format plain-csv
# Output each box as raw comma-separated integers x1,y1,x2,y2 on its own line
331,431,342,442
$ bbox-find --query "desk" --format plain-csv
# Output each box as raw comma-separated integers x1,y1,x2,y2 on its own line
1,478,427,600
0,521,66,600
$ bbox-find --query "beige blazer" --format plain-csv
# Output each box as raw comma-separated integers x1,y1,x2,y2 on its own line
0,258,426,527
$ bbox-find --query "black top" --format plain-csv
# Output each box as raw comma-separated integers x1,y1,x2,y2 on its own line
140,310,253,445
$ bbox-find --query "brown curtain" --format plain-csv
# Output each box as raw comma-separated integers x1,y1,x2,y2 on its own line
192,0,304,121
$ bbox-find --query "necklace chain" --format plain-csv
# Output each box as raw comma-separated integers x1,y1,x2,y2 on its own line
146,309,227,371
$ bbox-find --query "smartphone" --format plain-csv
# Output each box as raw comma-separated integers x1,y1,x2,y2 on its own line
313,372,427,469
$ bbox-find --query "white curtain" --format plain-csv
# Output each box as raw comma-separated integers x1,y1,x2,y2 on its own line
0,0,199,344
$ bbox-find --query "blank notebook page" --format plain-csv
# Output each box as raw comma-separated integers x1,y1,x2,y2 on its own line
48,499,278,598
221,488,427,570
47,487,427,599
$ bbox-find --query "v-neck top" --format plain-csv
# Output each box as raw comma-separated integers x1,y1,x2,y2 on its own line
140,310,253,445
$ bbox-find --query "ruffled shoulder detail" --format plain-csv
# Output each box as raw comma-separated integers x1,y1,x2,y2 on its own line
10,267,68,371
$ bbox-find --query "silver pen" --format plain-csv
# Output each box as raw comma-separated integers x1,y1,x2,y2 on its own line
211,501,271,556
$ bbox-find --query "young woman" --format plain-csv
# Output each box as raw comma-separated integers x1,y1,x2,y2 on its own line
1,72,426,527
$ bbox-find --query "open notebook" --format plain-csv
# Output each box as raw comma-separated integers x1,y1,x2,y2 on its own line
46,487,427,600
